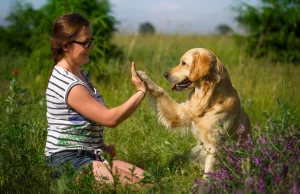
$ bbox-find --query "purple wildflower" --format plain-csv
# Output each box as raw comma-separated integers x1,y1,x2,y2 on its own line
285,137,294,151
268,164,274,175
291,183,300,194
194,178,200,185
238,124,245,135
275,174,282,184
217,130,226,141
252,157,262,167
193,114,299,193
258,135,267,145
244,134,253,150
237,158,242,167
257,178,266,193
246,176,255,189
228,153,235,164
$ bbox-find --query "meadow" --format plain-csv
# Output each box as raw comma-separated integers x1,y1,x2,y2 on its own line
0,34,299,193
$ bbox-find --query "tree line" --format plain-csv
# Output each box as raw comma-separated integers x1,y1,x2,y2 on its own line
0,0,299,64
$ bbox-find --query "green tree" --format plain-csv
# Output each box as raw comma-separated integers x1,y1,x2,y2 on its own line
0,2,37,53
0,0,123,77
216,24,233,35
139,22,156,35
233,0,300,63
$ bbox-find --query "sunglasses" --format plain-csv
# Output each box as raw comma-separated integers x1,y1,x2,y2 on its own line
70,37,95,48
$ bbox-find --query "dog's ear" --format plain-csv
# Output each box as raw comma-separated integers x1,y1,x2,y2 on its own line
189,51,210,81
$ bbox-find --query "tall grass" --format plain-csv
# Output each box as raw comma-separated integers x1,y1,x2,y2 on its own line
0,34,299,193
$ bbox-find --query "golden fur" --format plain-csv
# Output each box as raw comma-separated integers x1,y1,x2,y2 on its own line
137,48,251,178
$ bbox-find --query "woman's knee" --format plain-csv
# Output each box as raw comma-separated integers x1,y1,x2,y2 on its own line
112,160,145,180
92,161,114,184
92,160,145,185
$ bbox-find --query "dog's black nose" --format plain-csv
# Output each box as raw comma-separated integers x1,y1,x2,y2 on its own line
164,72,169,78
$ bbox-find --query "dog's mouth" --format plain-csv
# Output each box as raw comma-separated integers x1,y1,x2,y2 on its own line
171,78,192,91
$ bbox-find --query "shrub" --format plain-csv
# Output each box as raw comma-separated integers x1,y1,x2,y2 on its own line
233,0,300,63
0,0,123,81
216,24,233,35
0,77,50,192
139,22,156,35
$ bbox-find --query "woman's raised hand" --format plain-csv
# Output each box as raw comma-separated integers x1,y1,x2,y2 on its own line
131,62,147,93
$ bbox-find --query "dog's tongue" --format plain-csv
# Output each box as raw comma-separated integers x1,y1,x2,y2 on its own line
171,84,176,91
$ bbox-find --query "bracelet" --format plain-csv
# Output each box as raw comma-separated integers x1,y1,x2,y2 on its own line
137,90,146,98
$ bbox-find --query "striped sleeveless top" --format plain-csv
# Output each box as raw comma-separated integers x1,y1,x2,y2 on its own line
45,66,105,156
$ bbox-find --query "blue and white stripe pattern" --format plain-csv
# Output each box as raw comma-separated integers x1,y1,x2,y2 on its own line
45,66,105,156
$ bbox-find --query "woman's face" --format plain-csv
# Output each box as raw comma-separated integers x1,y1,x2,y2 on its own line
66,25,93,66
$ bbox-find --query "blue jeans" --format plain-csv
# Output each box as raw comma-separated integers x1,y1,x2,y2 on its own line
46,150,96,179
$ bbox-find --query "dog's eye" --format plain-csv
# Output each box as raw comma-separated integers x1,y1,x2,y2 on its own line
181,61,186,66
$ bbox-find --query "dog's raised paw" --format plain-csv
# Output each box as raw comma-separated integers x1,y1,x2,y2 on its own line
136,71,150,82
136,71,163,96
136,71,156,88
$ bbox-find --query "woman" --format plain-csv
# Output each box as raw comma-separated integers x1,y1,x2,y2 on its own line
45,12,147,185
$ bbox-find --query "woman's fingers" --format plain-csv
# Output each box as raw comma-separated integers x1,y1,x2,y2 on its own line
131,62,146,78
131,62,137,77
131,62,147,91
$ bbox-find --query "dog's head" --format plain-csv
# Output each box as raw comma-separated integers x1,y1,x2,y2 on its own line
164,48,220,91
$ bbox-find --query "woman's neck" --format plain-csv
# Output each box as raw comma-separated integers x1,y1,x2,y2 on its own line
56,58,81,76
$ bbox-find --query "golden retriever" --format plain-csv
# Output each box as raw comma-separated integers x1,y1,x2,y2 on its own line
137,48,251,178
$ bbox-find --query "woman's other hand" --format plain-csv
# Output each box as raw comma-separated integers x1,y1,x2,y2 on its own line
104,144,116,157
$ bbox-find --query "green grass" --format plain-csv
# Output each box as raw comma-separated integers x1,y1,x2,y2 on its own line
0,34,299,193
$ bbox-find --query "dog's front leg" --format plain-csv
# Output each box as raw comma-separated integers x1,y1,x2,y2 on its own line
203,153,216,179
137,71,191,128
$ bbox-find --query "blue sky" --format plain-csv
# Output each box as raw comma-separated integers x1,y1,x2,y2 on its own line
0,0,259,34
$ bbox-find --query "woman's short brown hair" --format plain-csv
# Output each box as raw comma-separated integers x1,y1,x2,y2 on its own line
50,13,90,64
